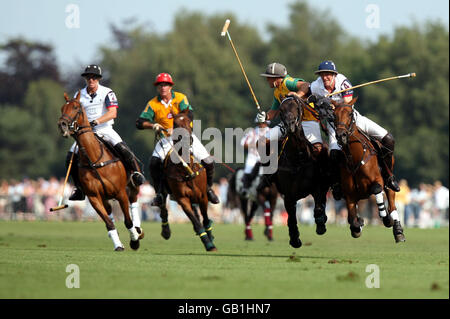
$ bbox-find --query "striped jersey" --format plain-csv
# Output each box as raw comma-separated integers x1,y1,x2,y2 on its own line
139,91,193,130
270,75,318,122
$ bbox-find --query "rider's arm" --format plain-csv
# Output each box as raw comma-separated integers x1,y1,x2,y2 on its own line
95,107,117,125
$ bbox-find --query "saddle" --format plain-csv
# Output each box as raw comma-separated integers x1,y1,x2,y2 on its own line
78,133,120,169
163,149,204,182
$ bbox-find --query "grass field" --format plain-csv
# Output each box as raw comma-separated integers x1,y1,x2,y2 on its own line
0,220,448,299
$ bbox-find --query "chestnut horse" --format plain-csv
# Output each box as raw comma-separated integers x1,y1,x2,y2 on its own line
333,99,405,242
227,167,278,241
159,110,216,251
58,91,144,251
275,96,331,248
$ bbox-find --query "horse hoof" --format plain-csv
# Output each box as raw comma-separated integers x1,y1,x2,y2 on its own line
129,240,140,250
316,224,327,235
114,246,125,251
289,238,302,248
395,235,406,243
161,225,171,240
207,247,217,252
136,227,145,240
393,221,406,243
382,216,394,228
245,236,254,241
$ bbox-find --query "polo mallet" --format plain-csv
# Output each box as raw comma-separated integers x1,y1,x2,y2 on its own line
50,151,74,212
221,19,262,113
159,130,197,178
326,73,416,97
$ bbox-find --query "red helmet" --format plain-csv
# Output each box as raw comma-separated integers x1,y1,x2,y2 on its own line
154,73,174,86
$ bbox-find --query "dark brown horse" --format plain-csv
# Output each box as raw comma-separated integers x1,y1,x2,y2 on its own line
333,99,405,242
58,91,144,251
275,96,331,248
159,110,216,251
227,167,279,241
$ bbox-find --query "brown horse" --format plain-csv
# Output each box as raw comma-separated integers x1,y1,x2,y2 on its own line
58,91,144,251
159,110,216,251
333,99,405,242
227,166,279,241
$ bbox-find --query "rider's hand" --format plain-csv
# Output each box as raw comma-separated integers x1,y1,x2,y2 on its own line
255,111,266,123
307,95,317,104
152,123,163,132
89,120,98,127
287,92,300,99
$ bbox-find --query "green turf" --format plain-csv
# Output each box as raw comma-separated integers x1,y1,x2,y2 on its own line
0,220,448,299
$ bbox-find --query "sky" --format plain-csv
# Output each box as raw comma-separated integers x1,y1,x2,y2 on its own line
1,0,449,70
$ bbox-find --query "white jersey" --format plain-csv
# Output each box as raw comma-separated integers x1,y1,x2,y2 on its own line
311,73,388,141
75,84,118,129
310,73,353,104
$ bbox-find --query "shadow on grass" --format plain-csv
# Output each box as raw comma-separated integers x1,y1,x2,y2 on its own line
151,251,334,259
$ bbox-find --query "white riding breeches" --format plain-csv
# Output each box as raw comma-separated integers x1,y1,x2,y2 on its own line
244,152,260,174
353,109,388,140
152,133,210,162
70,125,122,153
268,121,324,145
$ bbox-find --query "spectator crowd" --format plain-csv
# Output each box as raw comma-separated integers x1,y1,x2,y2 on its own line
0,177,448,229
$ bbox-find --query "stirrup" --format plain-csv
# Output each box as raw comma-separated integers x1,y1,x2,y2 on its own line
207,188,220,204
131,171,146,186
69,188,85,201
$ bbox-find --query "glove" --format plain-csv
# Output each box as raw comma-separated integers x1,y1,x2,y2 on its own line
89,120,98,127
255,111,266,123
307,95,317,104
152,123,163,132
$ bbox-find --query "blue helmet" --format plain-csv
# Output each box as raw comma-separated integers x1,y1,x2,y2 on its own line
315,60,338,74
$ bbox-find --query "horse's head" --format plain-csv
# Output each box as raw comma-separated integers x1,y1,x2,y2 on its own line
334,98,358,146
279,96,303,133
58,91,87,138
172,109,193,145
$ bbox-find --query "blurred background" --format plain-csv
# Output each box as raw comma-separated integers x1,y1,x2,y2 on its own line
0,0,448,227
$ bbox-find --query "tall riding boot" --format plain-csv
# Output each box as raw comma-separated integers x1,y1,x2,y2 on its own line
149,156,165,207
243,162,261,191
114,142,146,186
329,149,344,201
66,152,85,201
380,133,400,192
201,158,220,204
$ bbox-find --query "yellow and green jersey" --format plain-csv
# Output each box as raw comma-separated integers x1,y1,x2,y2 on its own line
139,91,193,130
270,75,318,122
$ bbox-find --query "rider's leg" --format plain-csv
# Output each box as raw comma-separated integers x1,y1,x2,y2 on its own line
201,157,220,204
66,151,85,201
149,156,165,207
327,122,344,200
380,133,400,192
354,111,399,192
113,142,146,186
192,134,219,204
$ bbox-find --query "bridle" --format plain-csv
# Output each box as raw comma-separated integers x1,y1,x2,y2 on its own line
59,99,92,137
279,96,303,130
334,104,356,144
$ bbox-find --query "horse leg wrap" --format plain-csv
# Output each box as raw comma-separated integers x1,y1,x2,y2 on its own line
264,208,272,226
374,192,387,217
245,224,253,239
108,229,124,249
129,202,141,228
127,226,139,241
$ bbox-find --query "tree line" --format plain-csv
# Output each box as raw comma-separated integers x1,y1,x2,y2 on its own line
0,1,448,187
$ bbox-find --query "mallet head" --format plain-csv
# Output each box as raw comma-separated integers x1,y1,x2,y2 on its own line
221,19,230,36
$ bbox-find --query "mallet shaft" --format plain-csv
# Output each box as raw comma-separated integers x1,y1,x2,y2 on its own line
327,73,416,97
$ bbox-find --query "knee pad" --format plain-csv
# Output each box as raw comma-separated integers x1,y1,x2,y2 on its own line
381,133,395,151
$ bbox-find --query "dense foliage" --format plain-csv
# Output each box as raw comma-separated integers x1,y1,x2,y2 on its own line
0,1,448,187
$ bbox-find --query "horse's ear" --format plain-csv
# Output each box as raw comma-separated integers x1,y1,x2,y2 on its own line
64,92,70,102
75,90,81,102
